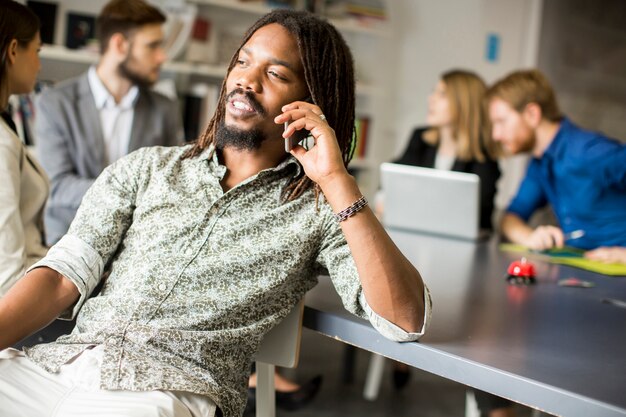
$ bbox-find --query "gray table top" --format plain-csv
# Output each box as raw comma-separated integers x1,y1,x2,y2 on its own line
304,229,626,417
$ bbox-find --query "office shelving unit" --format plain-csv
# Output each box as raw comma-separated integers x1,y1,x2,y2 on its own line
38,0,393,198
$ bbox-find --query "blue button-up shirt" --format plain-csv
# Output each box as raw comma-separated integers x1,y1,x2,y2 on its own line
507,118,626,250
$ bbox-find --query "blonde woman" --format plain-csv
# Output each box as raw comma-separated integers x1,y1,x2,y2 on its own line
394,69,501,229
0,0,48,297
391,69,512,417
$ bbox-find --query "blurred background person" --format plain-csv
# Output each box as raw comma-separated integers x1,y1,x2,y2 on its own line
35,0,183,245
386,69,512,417
487,69,626,253
392,68,501,230
0,0,48,297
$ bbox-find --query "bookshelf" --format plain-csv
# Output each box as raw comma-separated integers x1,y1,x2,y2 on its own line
39,45,378,95
37,0,392,199
187,0,390,36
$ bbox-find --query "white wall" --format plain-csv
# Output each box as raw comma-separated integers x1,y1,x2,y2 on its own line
377,0,543,210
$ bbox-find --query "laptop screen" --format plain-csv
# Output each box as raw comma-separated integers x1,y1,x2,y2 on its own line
380,163,482,240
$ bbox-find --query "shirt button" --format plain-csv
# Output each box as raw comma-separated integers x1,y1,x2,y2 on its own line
158,283,167,292
184,248,193,256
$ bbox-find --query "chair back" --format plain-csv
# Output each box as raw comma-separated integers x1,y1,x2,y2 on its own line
254,300,304,417
256,300,304,368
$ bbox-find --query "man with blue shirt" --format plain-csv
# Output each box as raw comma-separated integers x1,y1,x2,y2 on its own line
487,69,626,254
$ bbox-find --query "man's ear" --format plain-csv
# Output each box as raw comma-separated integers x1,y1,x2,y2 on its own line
522,102,542,128
108,33,129,58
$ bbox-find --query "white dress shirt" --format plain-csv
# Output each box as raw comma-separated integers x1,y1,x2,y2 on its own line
87,66,139,165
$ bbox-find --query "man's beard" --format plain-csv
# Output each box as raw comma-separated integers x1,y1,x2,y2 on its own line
214,88,268,151
118,53,155,89
214,120,267,151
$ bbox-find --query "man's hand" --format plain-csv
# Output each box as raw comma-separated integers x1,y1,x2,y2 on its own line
275,100,349,189
523,225,564,250
584,247,626,264
501,213,565,251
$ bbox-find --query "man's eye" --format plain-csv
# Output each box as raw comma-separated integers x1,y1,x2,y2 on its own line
269,71,285,80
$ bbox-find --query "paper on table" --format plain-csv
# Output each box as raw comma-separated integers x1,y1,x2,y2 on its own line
499,244,626,277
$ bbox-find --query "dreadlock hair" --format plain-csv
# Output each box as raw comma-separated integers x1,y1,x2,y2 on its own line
184,9,356,203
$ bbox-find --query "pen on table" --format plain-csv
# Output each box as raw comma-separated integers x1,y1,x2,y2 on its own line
602,298,626,309
563,229,585,241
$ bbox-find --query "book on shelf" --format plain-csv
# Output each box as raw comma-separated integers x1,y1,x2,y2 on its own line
265,0,299,8
184,16,218,64
351,115,370,161
321,0,387,21
237,0,299,7
345,0,387,20
26,1,58,45
65,12,96,50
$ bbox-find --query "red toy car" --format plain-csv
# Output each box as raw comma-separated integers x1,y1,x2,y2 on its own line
506,257,536,285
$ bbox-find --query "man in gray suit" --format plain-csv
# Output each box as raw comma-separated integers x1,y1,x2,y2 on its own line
36,0,182,245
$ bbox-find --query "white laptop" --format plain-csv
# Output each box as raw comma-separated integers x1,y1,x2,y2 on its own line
380,162,487,240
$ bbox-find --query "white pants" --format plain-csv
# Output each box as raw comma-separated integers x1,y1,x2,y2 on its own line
0,347,217,417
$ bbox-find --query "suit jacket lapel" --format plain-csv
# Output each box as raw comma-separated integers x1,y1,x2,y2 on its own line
129,91,149,152
78,74,107,171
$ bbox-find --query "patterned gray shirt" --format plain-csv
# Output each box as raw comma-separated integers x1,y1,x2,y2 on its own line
26,145,431,417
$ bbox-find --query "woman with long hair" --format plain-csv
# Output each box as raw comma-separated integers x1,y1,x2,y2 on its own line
392,70,511,416
0,0,47,296
393,69,501,230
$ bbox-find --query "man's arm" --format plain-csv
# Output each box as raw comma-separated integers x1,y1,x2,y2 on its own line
320,175,426,333
282,103,425,333
0,267,79,350
501,211,564,250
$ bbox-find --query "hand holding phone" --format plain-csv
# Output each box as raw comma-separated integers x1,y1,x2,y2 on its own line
284,120,311,152
284,96,313,152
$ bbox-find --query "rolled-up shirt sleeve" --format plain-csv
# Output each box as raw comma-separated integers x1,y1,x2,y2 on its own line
359,286,432,342
26,149,145,319
27,235,103,320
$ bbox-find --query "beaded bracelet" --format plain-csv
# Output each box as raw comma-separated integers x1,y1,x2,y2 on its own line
334,195,368,222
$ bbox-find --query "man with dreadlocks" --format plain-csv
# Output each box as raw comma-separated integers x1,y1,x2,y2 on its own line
0,10,431,417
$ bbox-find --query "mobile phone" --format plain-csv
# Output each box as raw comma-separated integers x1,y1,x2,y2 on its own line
284,96,313,152
284,121,311,152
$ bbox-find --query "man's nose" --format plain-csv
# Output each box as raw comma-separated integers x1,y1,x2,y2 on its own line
157,47,167,65
236,67,262,93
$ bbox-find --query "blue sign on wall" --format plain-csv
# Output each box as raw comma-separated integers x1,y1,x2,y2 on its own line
486,33,500,63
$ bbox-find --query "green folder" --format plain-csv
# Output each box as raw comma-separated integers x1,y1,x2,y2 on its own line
499,244,626,277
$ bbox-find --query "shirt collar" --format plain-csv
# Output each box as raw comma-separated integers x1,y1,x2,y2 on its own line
202,144,303,178
543,117,571,159
88,66,139,110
